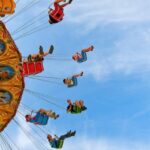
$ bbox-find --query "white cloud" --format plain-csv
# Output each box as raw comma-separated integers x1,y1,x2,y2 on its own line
63,137,150,150
65,0,150,31
74,27,150,81
15,115,37,150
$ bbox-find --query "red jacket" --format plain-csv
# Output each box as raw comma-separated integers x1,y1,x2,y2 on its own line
50,2,64,22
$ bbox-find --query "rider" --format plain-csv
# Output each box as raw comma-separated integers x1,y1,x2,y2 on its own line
48,0,73,24
47,130,76,149
67,99,87,114
24,45,54,62
63,72,83,88
72,45,94,63
25,109,59,125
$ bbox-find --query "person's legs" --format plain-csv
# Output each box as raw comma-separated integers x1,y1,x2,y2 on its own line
61,0,73,7
46,110,53,117
46,110,59,119
30,54,40,62
39,45,44,55
59,131,76,140
27,54,32,62
43,52,49,57
52,112,59,119
42,45,54,57
82,45,94,53
73,72,83,78
48,45,54,54
47,110,55,118
39,109,47,114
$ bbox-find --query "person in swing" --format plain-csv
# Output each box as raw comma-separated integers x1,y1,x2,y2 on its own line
72,45,94,63
47,130,76,149
25,109,59,125
48,0,73,24
63,71,83,88
24,45,54,62
66,99,87,114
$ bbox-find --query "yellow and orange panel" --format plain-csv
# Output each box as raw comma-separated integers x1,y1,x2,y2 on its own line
0,0,16,17
0,21,24,132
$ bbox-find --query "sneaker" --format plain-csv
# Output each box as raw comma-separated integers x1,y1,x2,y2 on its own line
80,72,84,76
82,106,87,111
49,45,54,54
71,131,76,136
54,114,59,119
67,130,72,134
49,19,54,24
90,45,94,51
27,55,32,62
68,0,73,4
39,45,44,55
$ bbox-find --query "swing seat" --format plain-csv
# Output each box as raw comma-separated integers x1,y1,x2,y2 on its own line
0,0,16,17
22,61,44,76
49,3,64,22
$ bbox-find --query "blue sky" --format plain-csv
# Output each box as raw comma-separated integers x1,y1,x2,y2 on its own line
2,0,150,149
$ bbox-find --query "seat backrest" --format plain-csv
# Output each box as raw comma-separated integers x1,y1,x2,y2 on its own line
50,4,64,22
22,61,44,77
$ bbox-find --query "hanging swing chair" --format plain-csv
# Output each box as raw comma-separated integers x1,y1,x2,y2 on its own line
22,61,44,77
49,2,64,23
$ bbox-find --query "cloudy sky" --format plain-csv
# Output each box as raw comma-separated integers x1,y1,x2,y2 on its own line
1,0,150,149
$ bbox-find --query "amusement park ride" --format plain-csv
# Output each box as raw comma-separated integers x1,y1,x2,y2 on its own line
0,0,94,149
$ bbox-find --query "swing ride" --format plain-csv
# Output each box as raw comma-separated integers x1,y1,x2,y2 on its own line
0,0,94,149
0,21,24,132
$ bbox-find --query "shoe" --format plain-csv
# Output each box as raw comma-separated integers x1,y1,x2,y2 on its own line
90,45,94,51
80,72,84,76
67,130,72,134
49,19,54,24
54,114,59,119
49,45,54,54
68,0,73,4
39,45,44,55
27,55,32,62
82,106,87,111
71,131,76,136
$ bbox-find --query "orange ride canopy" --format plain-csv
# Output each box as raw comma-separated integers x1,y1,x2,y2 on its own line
0,0,16,17
0,21,24,132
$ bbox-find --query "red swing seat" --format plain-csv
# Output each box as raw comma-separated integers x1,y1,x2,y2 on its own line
22,61,44,76
50,3,64,22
